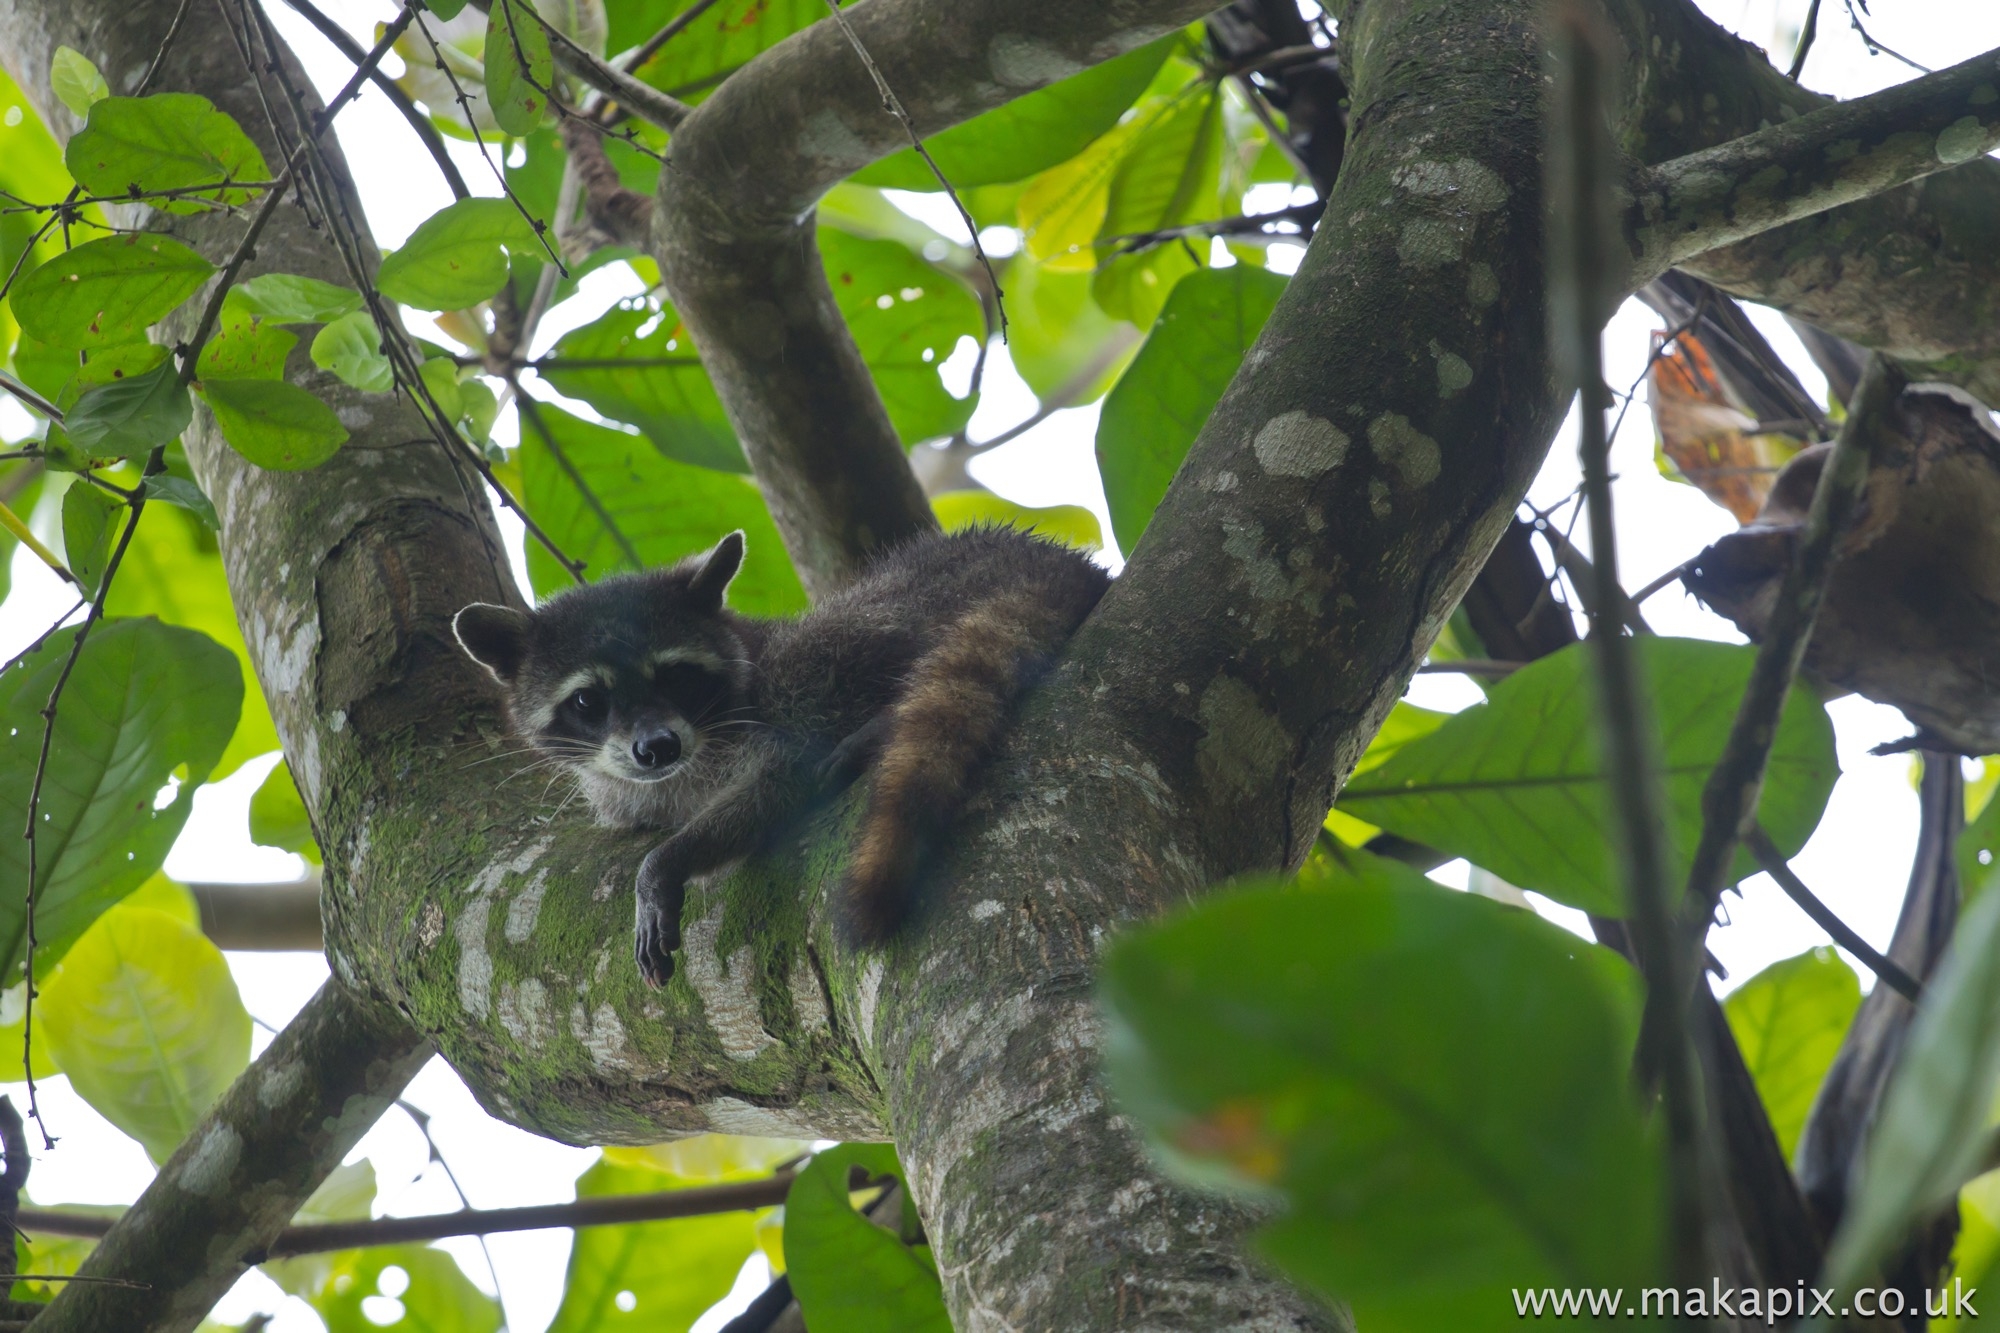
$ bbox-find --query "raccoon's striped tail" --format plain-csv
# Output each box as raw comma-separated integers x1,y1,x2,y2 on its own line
836,587,1094,946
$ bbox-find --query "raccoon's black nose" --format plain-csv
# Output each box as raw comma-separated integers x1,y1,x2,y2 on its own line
632,730,682,770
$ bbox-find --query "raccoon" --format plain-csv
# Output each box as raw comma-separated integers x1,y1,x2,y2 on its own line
453,526,1109,987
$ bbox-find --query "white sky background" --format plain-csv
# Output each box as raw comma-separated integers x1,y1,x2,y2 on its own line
2,0,1998,1327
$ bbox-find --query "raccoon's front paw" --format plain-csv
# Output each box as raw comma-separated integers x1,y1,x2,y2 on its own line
633,848,688,989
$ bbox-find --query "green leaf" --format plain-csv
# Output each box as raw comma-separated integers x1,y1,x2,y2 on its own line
1825,879,2000,1295
931,489,1101,552
1095,265,1286,554
784,1144,951,1333
377,198,539,311
518,401,804,612
424,0,470,18
311,310,393,393
9,232,214,349
418,357,463,422
1100,852,1660,1327
0,619,242,978
305,1245,501,1333
55,342,172,412
1000,254,1139,410
249,759,321,866
1961,764,2000,907
851,37,1173,190
821,229,982,445
223,273,364,324
140,474,219,530
200,377,349,470
620,0,822,101
105,502,278,775
60,481,121,595
485,0,555,136
1723,948,1861,1162
37,905,251,1163
1324,702,1454,847
197,314,296,382
546,1155,760,1333
64,93,270,211
542,302,744,472
65,359,193,457
50,47,109,120
261,1160,379,1302
1338,637,1840,916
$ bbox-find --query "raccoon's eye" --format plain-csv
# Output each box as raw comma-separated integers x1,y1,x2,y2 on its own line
566,687,607,723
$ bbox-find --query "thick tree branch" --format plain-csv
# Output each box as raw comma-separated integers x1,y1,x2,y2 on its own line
32,984,431,1331
650,0,1215,591
1630,46,2000,275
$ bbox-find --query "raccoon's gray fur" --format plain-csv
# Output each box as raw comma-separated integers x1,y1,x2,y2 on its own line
454,526,1108,987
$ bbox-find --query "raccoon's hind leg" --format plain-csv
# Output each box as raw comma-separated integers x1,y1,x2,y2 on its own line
837,588,1097,946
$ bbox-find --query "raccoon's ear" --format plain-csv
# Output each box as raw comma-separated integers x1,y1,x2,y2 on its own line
454,603,534,682
688,531,745,609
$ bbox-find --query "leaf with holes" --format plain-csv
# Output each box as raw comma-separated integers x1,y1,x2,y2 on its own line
546,1156,760,1333
852,37,1174,190
1723,948,1860,1162
197,314,297,382
64,359,194,458
1100,851,1659,1326
486,0,555,136
38,905,250,1163
1337,638,1839,916
8,233,213,349
518,401,803,612
201,378,349,470
1096,265,1287,554
0,618,241,982
302,1244,501,1333
55,342,172,413
376,198,540,311
822,229,982,445
311,310,393,393
65,93,270,211
542,302,743,472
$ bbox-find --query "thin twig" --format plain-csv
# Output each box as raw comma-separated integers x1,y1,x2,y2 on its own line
1788,0,1825,79
524,3,689,128
20,436,168,1148
1415,658,1524,677
511,378,636,569
179,153,304,384
314,1,419,127
1631,559,1695,605
616,0,727,75
1,600,86,678
277,0,472,199
1679,355,1895,926
134,0,199,97
818,0,1008,339
0,372,61,424
1841,0,1931,73
395,1100,498,1295
15,1175,794,1256
1745,825,1922,1002
1553,2,1712,1298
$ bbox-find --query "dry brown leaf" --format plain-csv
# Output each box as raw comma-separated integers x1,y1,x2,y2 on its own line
1649,330,1804,523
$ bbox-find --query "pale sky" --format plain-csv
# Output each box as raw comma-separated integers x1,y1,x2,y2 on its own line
1,1,1996,1327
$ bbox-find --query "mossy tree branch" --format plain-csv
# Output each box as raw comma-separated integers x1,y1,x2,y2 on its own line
1629,45,2000,276
648,0,1217,592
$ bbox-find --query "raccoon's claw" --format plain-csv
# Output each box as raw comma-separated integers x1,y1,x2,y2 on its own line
817,711,892,789
633,847,688,989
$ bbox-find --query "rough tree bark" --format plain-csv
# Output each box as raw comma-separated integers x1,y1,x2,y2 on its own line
5,0,2000,1328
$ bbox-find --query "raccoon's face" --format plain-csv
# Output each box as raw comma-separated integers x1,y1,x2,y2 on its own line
453,532,752,787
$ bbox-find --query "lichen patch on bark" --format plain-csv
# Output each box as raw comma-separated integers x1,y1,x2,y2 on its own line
683,904,782,1061
1252,410,1351,477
